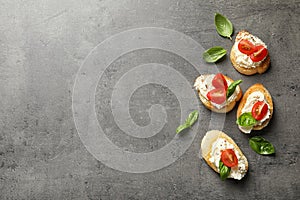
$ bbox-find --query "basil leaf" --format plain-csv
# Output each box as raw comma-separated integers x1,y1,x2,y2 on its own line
176,110,199,134
226,80,242,98
215,13,233,40
186,110,199,126
203,46,227,63
236,112,257,127
219,161,231,181
249,136,275,155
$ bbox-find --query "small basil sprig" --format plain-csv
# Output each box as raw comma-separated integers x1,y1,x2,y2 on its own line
176,110,199,134
227,80,242,98
203,46,227,63
236,112,257,127
219,161,231,180
249,136,275,155
215,13,233,40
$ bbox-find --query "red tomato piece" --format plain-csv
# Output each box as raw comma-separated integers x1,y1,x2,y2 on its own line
212,73,228,90
251,101,268,120
238,39,256,55
221,149,238,168
207,88,226,104
250,45,268,62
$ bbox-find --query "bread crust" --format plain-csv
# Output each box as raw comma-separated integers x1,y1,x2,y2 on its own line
230,30,270,75
237,83,273,132
201,130,248,176
195,74,242,113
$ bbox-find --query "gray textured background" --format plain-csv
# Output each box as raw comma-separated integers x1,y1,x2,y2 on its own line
0,0,299,199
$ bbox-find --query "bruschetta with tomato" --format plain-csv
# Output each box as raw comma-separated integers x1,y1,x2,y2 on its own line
194,73,242,113
201,130,248,180
236,83,273,133
230,30,270,75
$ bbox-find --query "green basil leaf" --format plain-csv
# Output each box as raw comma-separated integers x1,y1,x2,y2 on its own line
176,110,199,134
185,110,199,126
236,112,257,127
203,46,227,63
219,161,231,181
226,80,242,99
249,136,275,155
215,13,233,40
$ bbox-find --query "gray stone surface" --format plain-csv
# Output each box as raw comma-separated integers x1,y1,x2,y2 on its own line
0,0,299,199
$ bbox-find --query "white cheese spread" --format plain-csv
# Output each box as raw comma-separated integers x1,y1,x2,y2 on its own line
209,138,247,180
233,32,267,69
194,74,240,109
239,91,271,133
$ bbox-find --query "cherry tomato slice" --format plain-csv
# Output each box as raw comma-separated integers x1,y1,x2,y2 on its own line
238,39,256,55
221,149,238,168
251,101,268,120
250,45,268,62
212,73,228,90
207,88,226,104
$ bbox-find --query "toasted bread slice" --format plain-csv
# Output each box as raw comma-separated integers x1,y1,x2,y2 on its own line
201,130,248,179
194,74,242,113
237,83,273,132
230,30,270,75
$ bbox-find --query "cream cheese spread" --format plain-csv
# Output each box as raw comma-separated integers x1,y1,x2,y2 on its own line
209,138,247,180
233,32,267,69
194,74,240,109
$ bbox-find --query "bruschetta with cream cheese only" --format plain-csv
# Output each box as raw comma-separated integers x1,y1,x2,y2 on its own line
194,73,242,113
236,83,273,133
230,30,270,75
201,130,248,180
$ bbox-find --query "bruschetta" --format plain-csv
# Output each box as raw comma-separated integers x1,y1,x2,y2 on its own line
194,73,242,113
236,83,273,133
201,130,248,180
230,30,270,75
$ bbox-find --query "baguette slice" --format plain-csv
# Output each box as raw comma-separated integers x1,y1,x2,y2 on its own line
194,74,242,113
237,83,273,132
201,130,248,180
230,30,270,75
